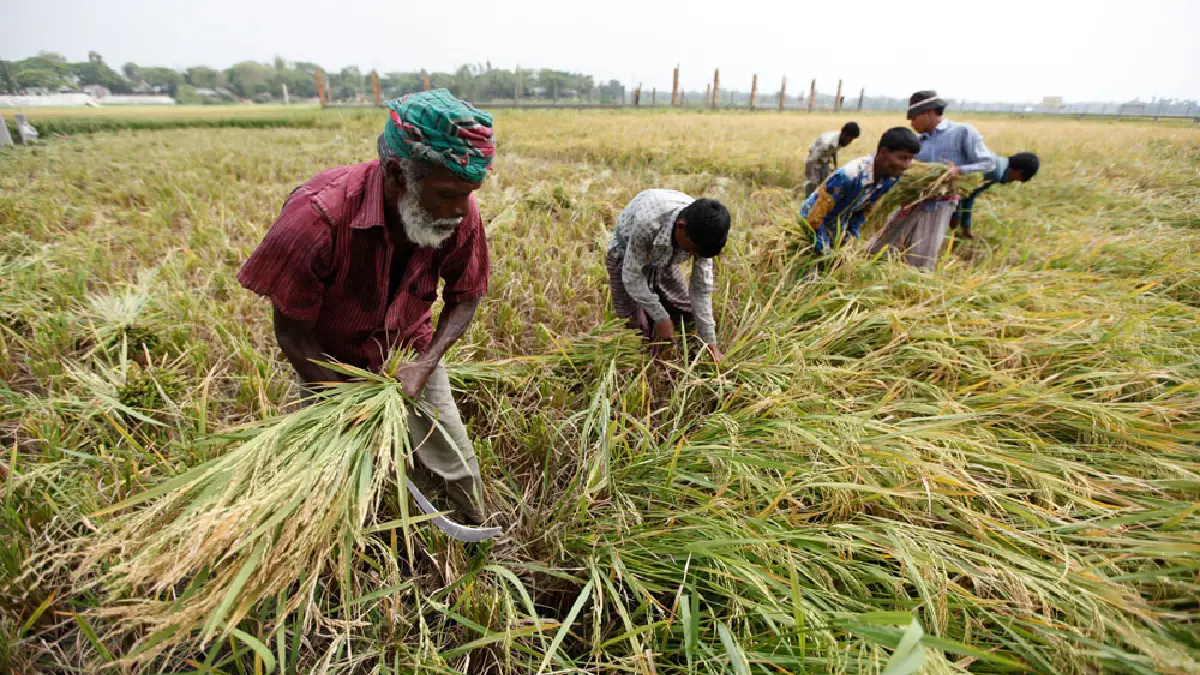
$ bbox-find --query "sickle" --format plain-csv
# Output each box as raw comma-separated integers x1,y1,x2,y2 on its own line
404,481,502,543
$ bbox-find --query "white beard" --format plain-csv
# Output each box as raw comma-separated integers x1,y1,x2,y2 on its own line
398,185,461,249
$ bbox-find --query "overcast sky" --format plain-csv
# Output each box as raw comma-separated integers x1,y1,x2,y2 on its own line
5,0,1198,103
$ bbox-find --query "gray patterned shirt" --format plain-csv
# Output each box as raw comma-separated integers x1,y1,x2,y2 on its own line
807,130,842,167
608,189,717,344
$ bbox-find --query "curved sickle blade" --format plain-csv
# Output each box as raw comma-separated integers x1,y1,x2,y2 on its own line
405,481,502,543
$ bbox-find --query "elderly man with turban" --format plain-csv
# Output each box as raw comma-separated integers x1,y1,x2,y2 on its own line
238,89,495,524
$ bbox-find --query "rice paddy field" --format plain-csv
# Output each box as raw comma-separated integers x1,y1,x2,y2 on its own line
1,107,1198,674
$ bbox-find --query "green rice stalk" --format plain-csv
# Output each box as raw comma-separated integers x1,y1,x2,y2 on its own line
861,162,985,235
43,360,430,665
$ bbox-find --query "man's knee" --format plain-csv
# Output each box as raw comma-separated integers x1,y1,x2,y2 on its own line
409,393,478,479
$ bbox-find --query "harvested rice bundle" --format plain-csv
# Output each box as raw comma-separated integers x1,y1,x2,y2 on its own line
47,363,475,664
861,161,984,235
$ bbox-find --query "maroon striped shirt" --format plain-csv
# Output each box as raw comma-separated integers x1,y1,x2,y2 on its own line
238,160,489,372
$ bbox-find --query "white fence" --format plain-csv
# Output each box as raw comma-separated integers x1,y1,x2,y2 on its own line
0,94,175,108
1,93,93,107
101,95,176,105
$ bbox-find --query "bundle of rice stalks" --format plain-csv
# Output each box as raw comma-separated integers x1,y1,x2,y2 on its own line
522,183,573,212
63,353,189,428
112,325,162,355
79,269,168,360
39,361,447,665
861,161,984,235
116,363,184,412
769,206,811,246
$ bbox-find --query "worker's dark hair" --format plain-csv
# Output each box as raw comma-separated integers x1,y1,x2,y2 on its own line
679,198,731,258
1009,152,1040,179
841,122,861,138
878,127,921,154
933,106,946,116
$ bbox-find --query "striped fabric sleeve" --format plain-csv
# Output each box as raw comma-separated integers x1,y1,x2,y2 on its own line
958,125,996,174
440,199,490,304
689,257,717,344
237,192,332,321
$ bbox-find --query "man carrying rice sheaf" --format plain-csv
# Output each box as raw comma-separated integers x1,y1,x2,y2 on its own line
867,90,996,268
238,89,494,524
799,127,922,255
803,121,861,197
607,191,731,363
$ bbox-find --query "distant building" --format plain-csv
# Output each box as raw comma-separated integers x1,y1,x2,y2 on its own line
193,87,235,100
1042,96,1063,109
2,93,93,107
83,84,111,99
103,95,175,105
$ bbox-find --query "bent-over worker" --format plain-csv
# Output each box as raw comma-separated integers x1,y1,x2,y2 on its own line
951,151,1040,238
804,121,861,197
800,127,921,254
237,89,494,524
607,190,731,363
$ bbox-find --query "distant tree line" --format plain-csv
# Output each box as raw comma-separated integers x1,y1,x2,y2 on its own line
14,52,1186,112
0,52,628,104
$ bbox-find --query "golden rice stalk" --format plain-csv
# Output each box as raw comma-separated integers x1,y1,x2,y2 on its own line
36,361,436,665
861,162,985,235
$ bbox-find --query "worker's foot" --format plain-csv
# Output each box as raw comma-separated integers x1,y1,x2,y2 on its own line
445,477,486,525
959,227,974,240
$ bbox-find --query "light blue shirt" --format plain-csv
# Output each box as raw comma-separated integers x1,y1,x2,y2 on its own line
915,119,996,175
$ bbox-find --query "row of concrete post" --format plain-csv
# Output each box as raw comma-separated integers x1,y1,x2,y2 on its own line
0,113,38,147
309,65,866,111
648,67,864,111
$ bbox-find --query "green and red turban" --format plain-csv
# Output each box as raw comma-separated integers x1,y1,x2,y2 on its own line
384,89,495,183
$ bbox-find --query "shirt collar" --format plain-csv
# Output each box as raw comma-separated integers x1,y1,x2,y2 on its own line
862,154,879,186
654,204,688,254
995,155,1011,183
655,213,675,252
921,118,952,141
349,160,387,230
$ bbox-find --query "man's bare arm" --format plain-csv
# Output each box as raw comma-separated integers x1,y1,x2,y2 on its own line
272,307,346,385
399,297,482,397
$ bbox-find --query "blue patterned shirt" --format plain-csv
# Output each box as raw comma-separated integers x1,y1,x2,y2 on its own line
799,154,898,240
915,119,996,175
